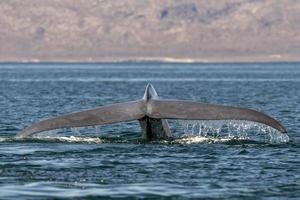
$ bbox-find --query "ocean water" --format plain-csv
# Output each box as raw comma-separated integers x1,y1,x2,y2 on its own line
0,63,299,199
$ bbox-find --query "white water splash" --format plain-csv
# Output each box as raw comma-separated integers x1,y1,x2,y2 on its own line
32,136,103,144
177,120,289,144
0,137,6,142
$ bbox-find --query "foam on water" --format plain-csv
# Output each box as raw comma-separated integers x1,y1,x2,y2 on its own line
0,135,103,144
33,136,104,144
172,136,233,144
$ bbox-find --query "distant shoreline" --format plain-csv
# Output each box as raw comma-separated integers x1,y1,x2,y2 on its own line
0,55,300,64
1,61,300,65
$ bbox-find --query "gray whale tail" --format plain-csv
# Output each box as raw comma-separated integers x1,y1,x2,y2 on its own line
17,83,287,139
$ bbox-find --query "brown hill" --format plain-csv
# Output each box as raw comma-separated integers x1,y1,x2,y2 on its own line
0,0,299,62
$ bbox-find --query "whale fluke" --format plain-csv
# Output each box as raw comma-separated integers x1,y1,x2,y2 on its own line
147,100,287,133
18,101,145,138
17,83,287,139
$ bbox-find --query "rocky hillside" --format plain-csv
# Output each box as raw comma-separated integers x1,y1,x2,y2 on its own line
0,0,299,62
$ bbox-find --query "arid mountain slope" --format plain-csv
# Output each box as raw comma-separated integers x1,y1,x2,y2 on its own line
0,0,299,62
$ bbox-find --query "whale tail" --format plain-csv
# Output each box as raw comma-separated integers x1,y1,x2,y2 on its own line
17,84,286,139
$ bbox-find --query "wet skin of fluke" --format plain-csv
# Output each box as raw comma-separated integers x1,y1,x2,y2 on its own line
17,83,286,140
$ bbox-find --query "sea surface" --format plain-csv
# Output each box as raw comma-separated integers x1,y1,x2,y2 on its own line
0,63,299,199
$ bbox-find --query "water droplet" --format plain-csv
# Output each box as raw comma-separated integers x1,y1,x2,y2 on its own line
177,120,289,144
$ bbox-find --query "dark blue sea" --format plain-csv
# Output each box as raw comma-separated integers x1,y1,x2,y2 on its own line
0,63,299,199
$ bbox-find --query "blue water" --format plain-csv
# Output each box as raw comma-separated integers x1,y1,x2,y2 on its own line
0,63,299,199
